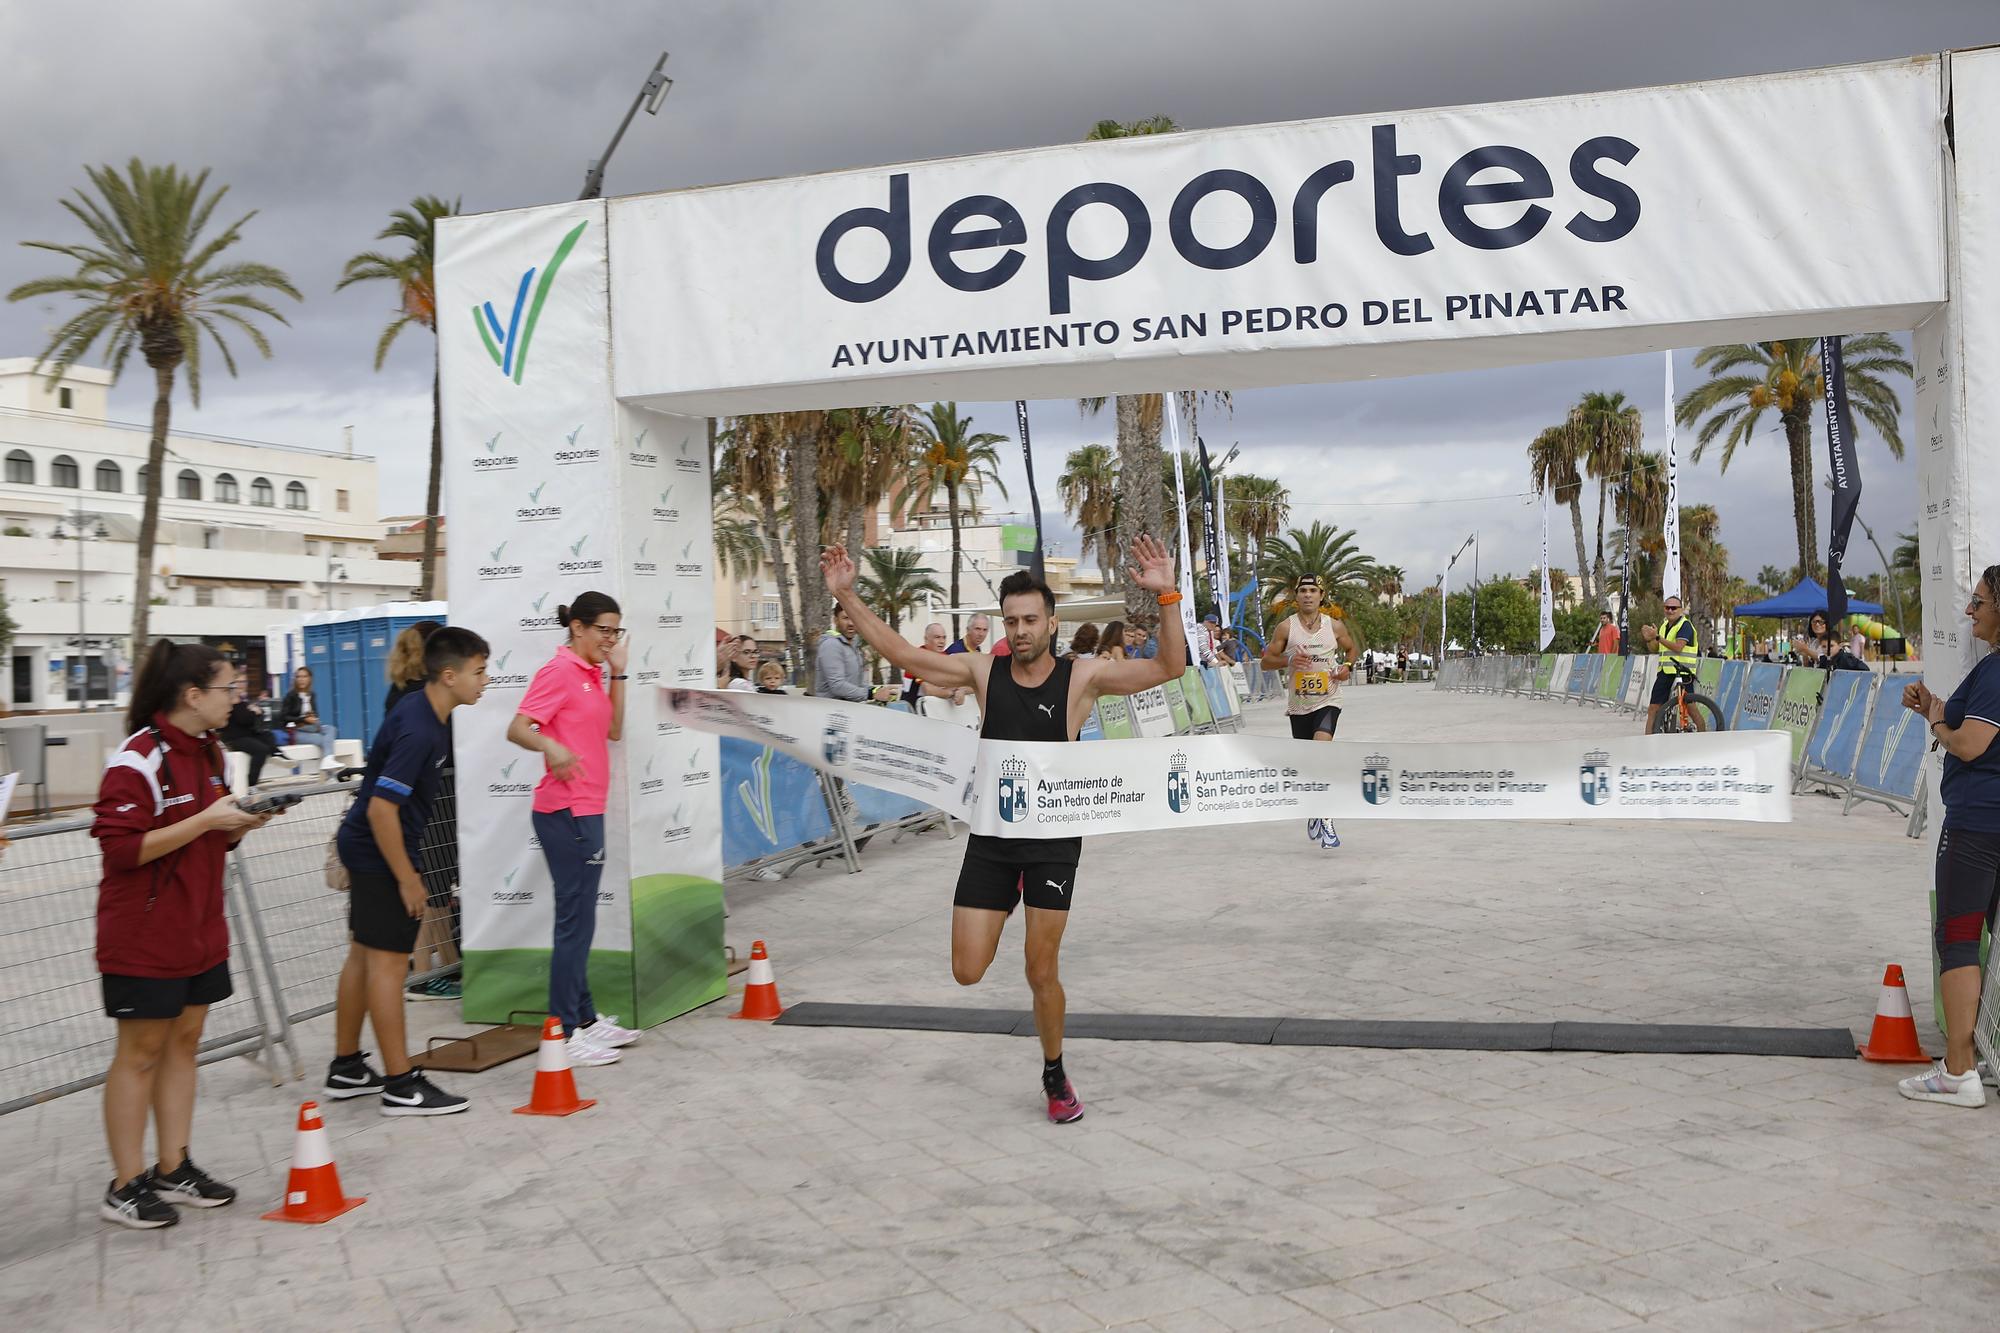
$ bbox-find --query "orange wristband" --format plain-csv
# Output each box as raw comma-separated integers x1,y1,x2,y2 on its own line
1157,591,1182,606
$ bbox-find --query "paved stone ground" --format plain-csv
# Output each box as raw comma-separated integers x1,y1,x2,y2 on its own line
7,681,1998,1331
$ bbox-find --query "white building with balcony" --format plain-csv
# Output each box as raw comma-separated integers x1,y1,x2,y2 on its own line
0,358,420,710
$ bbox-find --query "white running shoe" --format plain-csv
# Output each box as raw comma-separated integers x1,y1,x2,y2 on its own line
1319,822,1341,849
1897,1063,1986,1107
580,1015,640,1049
1306,818,1324,843
564,1033,621,1067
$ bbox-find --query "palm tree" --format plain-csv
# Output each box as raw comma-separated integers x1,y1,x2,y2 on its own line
1372,565,1406,601
717,414,803,673
911,402,1008,635
1259,522,1377,621
335,195,458,600
1058,443,1118,586
1678,504,1730,632
711,509,765,580
825,405,920,558
1613,448,1668,597
1230,474,1291,632
1675,336,1910,580
858,547,946,634
1529,423,1593,605
1570,390,1642,604
8,160,300,657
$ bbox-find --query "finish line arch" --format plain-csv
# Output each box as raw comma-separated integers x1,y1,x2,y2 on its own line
436,49,1998,1026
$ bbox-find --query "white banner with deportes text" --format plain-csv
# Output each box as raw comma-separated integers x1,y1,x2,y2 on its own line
666,688,1792,834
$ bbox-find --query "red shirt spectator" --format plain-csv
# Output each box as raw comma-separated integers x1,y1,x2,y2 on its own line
93,717,233,978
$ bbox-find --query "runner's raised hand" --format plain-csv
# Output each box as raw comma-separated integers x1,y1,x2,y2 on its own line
820,545,857,596
1127,534,1175,596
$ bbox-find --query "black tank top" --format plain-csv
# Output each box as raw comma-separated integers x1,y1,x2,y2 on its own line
981,655,1075,742
973,655,1081,862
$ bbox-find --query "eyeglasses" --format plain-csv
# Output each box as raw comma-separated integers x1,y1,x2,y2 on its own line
586,624,627,641
200,683,247,697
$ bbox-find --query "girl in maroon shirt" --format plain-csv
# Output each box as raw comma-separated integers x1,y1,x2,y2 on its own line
91,641,274,1229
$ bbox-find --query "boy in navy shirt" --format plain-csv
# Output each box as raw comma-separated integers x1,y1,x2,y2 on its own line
324,628,488,1116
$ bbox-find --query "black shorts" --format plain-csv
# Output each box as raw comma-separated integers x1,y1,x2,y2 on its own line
102,960,232,1020
955,843,1080,914
1650,671,1693,706
349,868,421,954
1290,706,1340,739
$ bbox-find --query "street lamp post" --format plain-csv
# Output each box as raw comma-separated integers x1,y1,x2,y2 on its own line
578,52,672,201
53,497,110,709
1444,533,1475,658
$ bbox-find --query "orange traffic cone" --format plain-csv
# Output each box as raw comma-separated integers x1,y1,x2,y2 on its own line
261,1101,365,1224
513,1017,597,1116
730,940,783,1021
1858,964,1932,1063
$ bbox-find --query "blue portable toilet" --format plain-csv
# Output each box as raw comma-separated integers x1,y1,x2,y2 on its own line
302,623,333,726
358,616,394,748
331,624,366,749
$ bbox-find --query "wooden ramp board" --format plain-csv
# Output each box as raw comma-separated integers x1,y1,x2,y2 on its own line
410,1022,544,1073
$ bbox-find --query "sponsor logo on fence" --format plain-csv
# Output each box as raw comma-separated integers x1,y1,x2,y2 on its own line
487,649,528,689
628,427,657,468
477,538,523,582
822,713,851,766
472,430,519,471
489,757,535,799
472,218,587,385
516,479,562,523
554,424,601,467
519,591,561,633
652,485,680,522
557,532,605,577
632,536,657,576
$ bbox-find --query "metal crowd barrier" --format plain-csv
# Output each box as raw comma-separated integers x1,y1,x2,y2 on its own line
1437,652,1928,836
0,776,470,1115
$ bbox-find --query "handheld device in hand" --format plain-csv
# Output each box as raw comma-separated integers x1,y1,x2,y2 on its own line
237,791,303,815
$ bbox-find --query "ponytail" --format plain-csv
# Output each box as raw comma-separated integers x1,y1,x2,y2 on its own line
558,590,621,637
127,639,225,734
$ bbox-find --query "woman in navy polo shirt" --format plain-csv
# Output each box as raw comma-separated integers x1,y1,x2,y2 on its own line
1899,563,2000,1107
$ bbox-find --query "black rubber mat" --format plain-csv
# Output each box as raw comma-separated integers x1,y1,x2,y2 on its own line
776,1003,1856,1059
1274,1019,1554,1051
1552,1021,1857,1059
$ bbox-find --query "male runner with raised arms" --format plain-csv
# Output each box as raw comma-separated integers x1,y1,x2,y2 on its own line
821,535,1186,1122
1260,574,1356,849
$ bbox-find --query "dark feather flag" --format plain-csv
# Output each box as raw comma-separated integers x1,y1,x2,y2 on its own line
1818,337,1862,623
1197,436,1220,613
1014,400,1046,581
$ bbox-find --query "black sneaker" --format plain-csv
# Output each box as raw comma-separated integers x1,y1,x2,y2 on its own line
323,1052,386,1100
379,1071,470,1117
147,1156,237,1208
101,1176,178,1229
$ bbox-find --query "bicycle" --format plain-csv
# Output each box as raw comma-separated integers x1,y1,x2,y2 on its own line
1647,672,1726,734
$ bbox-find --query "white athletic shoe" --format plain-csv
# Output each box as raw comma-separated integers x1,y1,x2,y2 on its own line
1897,1063,1986,1107
1318,822,1341,849
1306,818,1324,843
565,1033,621,1067
579,1015,640,1049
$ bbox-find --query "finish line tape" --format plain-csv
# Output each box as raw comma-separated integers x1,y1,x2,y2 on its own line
664,688,1792,836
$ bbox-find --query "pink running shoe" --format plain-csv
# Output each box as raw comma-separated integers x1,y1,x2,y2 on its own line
1046,1079,1084,1124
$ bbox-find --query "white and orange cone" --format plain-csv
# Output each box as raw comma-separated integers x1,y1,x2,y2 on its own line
1858,964,1932,1063
261,1101,365,1224
513,1017,597,1116
730,940,783,1021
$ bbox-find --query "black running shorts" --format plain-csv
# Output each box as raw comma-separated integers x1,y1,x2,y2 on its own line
101,960,232,1020
1289,706,1340,739
349,868,422,954
954,846,1080,914
1650,671,1691,706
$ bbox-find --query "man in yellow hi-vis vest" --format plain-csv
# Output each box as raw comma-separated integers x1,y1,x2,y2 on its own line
1640,594,1700,732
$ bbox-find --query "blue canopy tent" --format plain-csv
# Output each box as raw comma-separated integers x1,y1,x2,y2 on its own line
1731,577,1883,619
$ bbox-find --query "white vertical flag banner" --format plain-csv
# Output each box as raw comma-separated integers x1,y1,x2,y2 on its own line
1539,488,1556,650
1162,399,1202,652
1662,351,1682,603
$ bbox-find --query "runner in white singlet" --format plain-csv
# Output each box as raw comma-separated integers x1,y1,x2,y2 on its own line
1259,575,1357,849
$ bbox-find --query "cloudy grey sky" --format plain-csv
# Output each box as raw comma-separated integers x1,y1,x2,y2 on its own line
1,1,1992,592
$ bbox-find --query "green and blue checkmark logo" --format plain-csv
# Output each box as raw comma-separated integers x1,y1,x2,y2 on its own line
472,219,588,384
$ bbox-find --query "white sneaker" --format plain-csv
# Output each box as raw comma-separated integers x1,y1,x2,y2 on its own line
564,1033,621,1067
579,1015,639,1049
1305,818,1324,843
1897,1063,1986,1107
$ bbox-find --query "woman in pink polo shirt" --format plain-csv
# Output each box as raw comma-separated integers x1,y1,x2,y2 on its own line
505,591,634,1067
